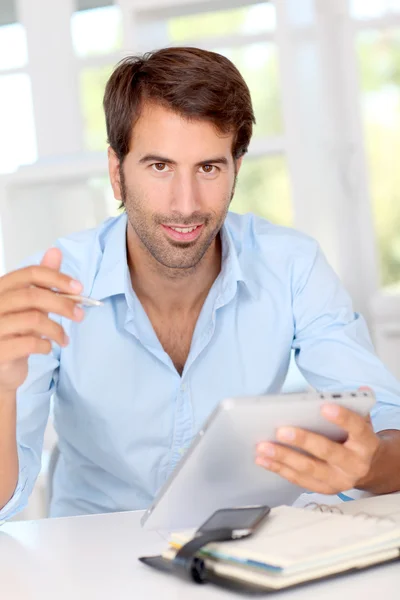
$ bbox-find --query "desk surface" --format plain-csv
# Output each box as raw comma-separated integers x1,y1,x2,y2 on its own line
0,510,399,600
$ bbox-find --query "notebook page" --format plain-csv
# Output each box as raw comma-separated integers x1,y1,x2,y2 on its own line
170,505,400,570
335,492,400,524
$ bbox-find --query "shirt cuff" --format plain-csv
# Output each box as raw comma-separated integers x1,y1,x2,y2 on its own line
370,406,400,434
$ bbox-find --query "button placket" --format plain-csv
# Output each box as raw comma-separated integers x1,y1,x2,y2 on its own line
167,381,194,475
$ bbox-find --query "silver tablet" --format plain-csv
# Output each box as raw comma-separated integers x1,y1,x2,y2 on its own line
141,390,375,531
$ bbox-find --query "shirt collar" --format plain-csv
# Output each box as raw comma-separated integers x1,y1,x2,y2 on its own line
216,222,255,307
90,213,253,303
89,213,128,301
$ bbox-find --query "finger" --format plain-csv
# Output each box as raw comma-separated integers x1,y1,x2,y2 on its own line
0,287,84,321
256,441,340,484
258,433,369,485
0,265,82,296
272,426,355,470
40,247,62,270
321,404,372,442
0,336,52,362
255,456,339,495
0,311,68,347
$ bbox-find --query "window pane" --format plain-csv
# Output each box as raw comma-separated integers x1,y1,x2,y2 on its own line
217,44,283,137
357,29,400,286
351,0,400,19
71,4,122,57
0,74,37,173
0,23,28,70
80,65,113,151
168,2,275,42
231,155,293,226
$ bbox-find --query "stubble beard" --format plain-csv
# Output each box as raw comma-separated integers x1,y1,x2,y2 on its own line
120,166,237,275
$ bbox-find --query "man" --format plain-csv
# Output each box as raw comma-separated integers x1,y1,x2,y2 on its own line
0,47,399,520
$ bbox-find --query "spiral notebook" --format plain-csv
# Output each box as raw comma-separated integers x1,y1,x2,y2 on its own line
163,493,400,591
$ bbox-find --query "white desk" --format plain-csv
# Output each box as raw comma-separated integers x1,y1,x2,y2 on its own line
0,510,399,599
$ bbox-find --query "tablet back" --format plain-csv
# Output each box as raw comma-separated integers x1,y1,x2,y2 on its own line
141,391,375,530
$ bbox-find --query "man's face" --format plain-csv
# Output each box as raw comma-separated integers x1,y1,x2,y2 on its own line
109,102,242,271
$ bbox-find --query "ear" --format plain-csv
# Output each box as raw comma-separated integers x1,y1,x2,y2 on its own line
108,147,122,201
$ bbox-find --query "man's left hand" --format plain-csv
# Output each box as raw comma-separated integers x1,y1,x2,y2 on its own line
255,404,381,494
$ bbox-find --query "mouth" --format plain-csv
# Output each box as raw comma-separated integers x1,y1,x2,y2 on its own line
161,223,204,243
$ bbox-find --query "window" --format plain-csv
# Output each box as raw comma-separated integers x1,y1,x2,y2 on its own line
0,75,37,174
166,2,283,140
351,0,400,19
72,1,122,152
0,22,27,70
0,2,36,174
167,2,276,41
357,28,400,286
80,65,113,151
71,2,122,57
216,43,283,138
232,156,292,226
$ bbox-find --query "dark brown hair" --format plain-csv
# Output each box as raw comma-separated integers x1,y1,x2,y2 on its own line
103,47,255,163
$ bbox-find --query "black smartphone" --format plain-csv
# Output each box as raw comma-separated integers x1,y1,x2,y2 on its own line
197,505,271,539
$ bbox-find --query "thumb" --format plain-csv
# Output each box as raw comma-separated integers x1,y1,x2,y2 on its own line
40,247,63,271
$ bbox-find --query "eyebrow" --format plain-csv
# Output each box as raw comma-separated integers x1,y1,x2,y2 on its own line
138,154,229,167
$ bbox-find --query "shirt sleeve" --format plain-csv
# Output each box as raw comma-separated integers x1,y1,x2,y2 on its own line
291,242,400,433
0,352,59,523
0,254,60,523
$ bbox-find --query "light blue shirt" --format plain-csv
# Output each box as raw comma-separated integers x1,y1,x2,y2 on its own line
1,212,400,521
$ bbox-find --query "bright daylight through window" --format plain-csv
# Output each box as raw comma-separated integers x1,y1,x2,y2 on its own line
352,0,400,286
0,1,36,174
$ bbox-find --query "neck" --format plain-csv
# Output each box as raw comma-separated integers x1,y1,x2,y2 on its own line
126,225,222,314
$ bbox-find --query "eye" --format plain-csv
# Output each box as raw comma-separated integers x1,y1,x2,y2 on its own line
152,163,169,172
201,165,217,174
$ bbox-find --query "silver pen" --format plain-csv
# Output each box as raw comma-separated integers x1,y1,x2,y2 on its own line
57,293,104,307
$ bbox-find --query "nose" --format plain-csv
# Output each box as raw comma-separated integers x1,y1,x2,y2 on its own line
169,170,201,217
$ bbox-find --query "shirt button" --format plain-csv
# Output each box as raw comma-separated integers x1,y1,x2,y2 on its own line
180,383,186,392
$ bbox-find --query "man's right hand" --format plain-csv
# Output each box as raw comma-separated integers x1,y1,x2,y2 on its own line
0,248,84,396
